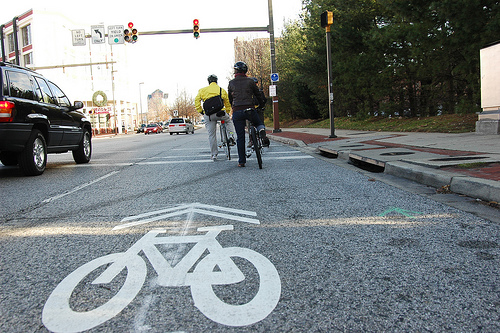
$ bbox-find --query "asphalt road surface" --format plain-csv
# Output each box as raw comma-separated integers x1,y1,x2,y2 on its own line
1,128,499,332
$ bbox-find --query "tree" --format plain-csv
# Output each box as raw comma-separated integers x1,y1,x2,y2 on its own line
170,90,197,120
276,0,500,120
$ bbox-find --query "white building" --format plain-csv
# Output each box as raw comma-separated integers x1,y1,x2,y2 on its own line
1,8,140,133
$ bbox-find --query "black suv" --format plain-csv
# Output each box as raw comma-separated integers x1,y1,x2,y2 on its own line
0,62,92,176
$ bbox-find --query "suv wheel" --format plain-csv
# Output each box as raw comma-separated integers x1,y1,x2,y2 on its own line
18,129,47,176
0,152,18,166
72,129,92,164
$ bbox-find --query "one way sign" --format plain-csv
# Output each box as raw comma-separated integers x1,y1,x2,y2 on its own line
91,25,105,44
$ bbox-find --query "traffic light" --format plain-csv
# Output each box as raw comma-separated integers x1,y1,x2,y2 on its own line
320,11,334,28
193,19,200,39
124,22,138,43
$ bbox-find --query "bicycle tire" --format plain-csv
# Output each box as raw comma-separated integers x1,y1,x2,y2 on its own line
42,253,147,332
250,127,263,169
191,247,281,327
222,123,231,160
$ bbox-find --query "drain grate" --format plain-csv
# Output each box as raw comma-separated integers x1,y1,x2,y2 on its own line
380,151,415,156
340,144,365,148
431,156,485,162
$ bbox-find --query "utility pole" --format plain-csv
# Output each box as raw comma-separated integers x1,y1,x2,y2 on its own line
321,11,336,138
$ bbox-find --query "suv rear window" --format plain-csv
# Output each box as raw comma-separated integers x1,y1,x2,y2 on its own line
6,71,35,100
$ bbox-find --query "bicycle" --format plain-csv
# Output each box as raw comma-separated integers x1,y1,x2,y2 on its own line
244,108,264,169
42,225,281,332
218,119,231,160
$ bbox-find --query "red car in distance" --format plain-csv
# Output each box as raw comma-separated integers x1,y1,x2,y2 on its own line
144,123,162,134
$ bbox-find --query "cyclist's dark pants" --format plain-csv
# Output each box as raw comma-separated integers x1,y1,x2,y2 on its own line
232,109,265,164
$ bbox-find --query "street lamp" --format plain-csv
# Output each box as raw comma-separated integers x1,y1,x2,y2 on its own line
139,82,144,125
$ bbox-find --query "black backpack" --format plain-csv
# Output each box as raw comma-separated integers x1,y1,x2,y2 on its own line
203,88,224,116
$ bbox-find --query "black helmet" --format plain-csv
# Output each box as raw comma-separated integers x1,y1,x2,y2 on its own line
207,74,218,83
234,61,248,74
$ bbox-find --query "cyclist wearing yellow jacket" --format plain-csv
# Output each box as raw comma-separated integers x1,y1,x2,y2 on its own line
195,75,236,161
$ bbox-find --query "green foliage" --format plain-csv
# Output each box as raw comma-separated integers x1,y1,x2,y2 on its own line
276,0,500,121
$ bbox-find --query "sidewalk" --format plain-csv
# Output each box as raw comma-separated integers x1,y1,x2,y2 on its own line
268,128,500,204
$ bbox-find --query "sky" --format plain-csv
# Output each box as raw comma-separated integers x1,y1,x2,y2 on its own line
2,0,304,103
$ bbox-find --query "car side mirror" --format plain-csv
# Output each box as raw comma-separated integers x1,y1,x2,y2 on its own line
73,101,84,110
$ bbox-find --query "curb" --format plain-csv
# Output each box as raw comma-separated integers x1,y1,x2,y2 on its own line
270,136,500,204
267,134,307,147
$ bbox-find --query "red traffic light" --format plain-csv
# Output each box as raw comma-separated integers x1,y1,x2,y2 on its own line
193,19,200,39
128,22,134,29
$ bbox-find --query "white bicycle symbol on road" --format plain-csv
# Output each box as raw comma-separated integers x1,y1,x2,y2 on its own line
42,224,281,333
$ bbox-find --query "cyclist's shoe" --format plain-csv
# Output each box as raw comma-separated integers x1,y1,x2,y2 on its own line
259,129,270,147
238,163,245,167
212,154,217,161
246,149,252,157
229,137,236,146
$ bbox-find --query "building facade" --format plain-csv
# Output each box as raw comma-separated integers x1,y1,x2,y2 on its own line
1,8,140,133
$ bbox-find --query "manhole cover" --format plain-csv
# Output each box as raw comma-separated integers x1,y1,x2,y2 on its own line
380,151,415,156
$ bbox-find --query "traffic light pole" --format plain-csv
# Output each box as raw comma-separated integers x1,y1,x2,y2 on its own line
326,25,336,138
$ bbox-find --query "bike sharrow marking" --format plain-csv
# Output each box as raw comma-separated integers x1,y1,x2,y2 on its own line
42,206,281,330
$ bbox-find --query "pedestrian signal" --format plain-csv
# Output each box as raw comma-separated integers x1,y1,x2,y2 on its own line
320,11,334,28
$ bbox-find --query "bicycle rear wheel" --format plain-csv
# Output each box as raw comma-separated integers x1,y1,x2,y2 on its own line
250,127,263,169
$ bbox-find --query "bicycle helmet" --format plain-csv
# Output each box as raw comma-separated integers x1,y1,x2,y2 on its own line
234,61,248,74
207,74,218,83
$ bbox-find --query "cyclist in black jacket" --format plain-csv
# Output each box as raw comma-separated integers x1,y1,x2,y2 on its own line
228,61,270,167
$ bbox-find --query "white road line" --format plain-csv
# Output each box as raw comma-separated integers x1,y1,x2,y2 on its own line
42,171,119,203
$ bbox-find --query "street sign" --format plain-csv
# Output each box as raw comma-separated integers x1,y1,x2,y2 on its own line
91,25,105,44
270,73,279,82
108,25,124,44
269,85,277,97
71,29,86,46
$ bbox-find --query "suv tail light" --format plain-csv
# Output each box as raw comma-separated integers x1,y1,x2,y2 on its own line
0,101,15,122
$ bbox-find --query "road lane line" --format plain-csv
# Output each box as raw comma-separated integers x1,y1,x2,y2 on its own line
42,171,119,203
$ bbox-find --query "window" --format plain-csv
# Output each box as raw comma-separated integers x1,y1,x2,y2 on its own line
21,25,31,47
6,71,35,100
23,53,33,65
34,77,56,105
7,34,15,53
48,81,71,107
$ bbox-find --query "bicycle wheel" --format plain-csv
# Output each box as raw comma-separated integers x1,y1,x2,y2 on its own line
221,123,231,160
190,247,281,327
250,127,263,169
42,253,147,333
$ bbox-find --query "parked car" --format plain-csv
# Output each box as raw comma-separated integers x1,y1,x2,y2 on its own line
168,118,194,135
0,61,91,176
144,123,162,134
137,123,146,133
